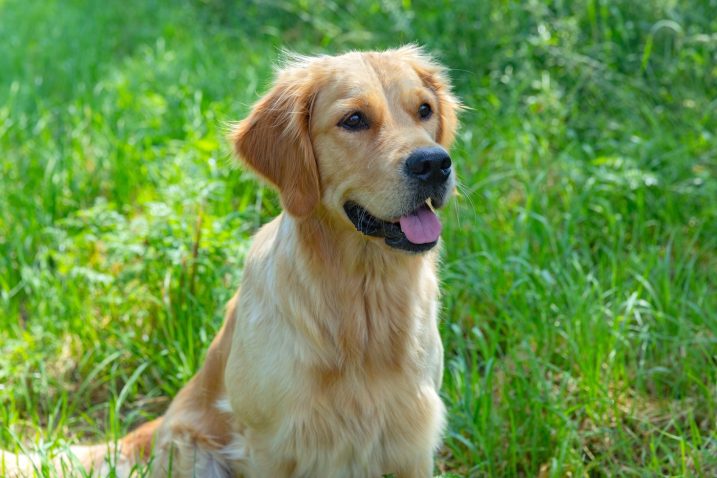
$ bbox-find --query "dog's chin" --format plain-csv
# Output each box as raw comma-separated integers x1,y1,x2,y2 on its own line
343,200,443,254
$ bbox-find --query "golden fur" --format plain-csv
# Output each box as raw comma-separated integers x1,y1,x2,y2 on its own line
2,45,459,478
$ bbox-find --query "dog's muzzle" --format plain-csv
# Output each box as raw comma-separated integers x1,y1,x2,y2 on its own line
343,201,441,253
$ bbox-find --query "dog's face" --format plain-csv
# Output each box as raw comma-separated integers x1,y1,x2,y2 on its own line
233,47,459,253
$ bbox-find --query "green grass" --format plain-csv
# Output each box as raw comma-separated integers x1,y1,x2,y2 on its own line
1,0,716,476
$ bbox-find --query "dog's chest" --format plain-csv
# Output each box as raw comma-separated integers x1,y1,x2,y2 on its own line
277,368,443,473
226,245,444,473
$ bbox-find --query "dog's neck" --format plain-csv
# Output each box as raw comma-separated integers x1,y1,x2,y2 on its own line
266,208,440,374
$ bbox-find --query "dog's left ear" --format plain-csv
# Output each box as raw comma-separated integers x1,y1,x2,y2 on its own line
232,65,320,217
400,46,461,148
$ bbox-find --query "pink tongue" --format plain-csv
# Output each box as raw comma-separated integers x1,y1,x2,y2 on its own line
399,205,442,244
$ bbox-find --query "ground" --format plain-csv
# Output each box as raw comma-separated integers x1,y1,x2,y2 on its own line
1,0,716,476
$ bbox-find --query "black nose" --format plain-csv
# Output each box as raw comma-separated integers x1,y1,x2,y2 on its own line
405,147,452,185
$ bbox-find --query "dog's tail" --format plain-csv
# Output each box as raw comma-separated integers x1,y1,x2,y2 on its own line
0,417,163,478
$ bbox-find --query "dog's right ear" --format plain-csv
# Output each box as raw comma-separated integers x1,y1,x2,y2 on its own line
232,67,321,218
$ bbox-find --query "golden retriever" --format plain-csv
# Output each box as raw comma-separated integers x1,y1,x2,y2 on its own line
1,45,459,478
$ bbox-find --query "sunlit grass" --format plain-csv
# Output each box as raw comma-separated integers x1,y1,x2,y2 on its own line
1,0,716,476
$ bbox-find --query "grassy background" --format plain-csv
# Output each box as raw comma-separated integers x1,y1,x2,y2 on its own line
1,0,716,476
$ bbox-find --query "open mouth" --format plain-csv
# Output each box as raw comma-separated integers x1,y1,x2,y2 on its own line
343,200,442,253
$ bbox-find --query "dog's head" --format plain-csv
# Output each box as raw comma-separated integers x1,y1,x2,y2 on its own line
232,46,460,253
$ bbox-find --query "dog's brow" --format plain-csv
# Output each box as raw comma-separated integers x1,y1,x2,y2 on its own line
336,97,373,111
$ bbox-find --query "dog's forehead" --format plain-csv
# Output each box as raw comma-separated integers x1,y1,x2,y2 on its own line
322,52,424,97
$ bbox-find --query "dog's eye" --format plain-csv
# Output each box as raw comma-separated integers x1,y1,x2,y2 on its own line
340,112,369,131
418,103,432,120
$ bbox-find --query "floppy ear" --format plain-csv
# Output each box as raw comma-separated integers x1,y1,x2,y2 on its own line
232,68,320,217
400,46,461,148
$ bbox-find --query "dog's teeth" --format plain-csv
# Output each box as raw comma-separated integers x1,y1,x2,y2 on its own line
426,199,436,212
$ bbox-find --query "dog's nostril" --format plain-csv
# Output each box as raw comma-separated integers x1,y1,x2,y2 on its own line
405,147,452,184
409,159,432,176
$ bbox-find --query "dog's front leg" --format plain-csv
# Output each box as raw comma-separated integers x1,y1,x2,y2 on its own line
245,451,296,478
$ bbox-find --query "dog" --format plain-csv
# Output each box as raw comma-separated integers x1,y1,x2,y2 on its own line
1,45,460,478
